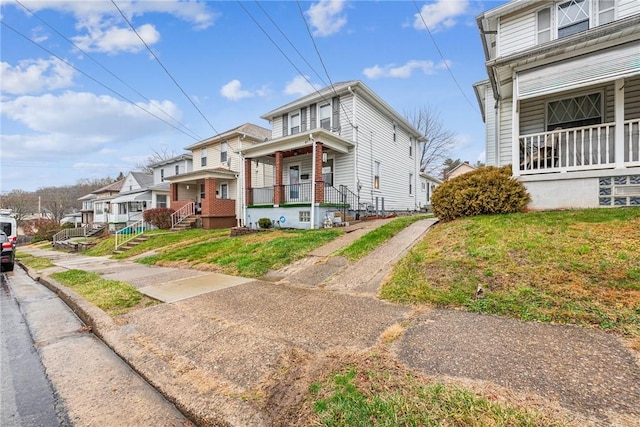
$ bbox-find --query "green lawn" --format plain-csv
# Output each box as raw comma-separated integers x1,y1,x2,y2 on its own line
380,207,640,348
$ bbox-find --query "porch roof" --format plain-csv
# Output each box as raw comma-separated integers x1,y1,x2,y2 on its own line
237,128,354,158
111,191,152,204
164,167,237,184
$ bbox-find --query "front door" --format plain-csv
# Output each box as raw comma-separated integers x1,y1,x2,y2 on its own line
289,165,300,201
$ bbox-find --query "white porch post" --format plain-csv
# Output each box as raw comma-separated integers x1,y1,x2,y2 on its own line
614,78,625,169
511,72,520,177
310,137,317,229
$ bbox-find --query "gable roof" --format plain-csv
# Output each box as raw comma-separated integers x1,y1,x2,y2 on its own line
129,172,154,190
93,179,124,194
260,80,424,140
147,153,192,168
184,122,272,151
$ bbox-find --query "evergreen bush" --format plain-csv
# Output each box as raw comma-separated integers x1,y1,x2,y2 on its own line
258,218,272,229
432,165,530,222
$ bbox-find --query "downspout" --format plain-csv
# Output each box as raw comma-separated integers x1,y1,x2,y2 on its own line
310,133,316,229
239,134,246,227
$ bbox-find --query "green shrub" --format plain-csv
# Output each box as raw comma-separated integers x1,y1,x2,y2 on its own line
143,208,175,229
258,217,272,229
432,165,530,222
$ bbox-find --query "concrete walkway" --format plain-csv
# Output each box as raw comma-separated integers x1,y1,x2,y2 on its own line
15,220,640,427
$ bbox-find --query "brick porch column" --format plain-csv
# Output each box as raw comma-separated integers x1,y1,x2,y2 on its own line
170,183,178,205
244,157,253,206
274,151,284,205
314,142,325,203
201,178,217,216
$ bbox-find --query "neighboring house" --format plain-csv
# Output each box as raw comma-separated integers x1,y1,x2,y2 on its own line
419,173,442,210
148,153,193,210
237,80,424,229
61,212,82,227
88,179,124,225
78,192,96,225
444,162,477,180
109,172,154,230
474,0,640,209
166,123,272,229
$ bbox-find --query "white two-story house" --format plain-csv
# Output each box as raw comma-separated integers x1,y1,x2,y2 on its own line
474,0,640,209
239,80,424,229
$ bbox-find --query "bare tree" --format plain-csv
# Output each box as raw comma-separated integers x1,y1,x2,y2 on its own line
404,106,456,176
135,147,177,174
0,190,37,225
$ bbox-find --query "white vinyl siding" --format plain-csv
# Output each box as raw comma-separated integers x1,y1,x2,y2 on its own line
499,99,514,166
618,0,640,18
625,76,640,120
498,8,537,57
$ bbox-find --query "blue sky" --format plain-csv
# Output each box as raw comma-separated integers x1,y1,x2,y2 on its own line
1,0,508,193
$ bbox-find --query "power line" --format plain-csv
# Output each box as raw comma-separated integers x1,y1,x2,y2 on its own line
110,0,219,135
12,0,203,142
412,0,479,114
0,20,201,141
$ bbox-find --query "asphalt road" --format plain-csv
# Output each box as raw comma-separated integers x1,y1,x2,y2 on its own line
1,272,69,426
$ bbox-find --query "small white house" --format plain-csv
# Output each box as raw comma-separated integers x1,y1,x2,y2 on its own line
474,0,640,210
419,173,442,210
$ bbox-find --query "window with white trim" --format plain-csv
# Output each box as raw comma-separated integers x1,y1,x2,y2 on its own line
175,165,179,175
409,137,414,157
374,161,381,190
557,0,590,38
546,92,602,130
220,142,228,163
319,103,331,130
160,168,165,182
201,148,207,167
409,173,413,195
536,7,551,43
290,112,300,134
598,0,615,25
393,123,397,142
299,211,310,222
219,183,228,199
157,195,167,208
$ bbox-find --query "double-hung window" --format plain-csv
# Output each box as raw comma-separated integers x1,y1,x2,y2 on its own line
409,173,413,195
160,169,165,182
319,103,331,130
290,112,300,134
219,183,228,199
374,161,381,190
597,0,615,25
537,0,614,44
220,141,228,163
201,148,207,167
175,165,179,175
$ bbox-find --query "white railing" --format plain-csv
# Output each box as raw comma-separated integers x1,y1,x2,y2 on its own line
171,202,195,228
53,226,87,244
520,123,616,174
624,118,640,166
115,219,149,250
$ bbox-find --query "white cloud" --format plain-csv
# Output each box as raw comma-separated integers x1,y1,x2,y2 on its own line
220,80,254,101
71,23,160,54
363,60,449,79
305,0,347,37
1,91,182,157
413,0,469,33
284,75,320,96
0,58,75,95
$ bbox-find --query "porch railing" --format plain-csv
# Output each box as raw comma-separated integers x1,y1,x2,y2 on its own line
283,183,312,203
52,222,107,244
519,119,640,174
171,202,195,228
115,219,149,251
251,187,274,205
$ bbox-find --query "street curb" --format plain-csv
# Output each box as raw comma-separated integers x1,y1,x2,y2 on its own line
16,261,211,427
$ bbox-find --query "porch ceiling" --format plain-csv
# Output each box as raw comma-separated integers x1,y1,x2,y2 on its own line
238,128,354,158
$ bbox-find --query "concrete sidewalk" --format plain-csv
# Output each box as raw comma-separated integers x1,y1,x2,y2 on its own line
16,219,640,427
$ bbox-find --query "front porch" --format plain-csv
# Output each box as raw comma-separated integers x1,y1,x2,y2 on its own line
519,119,640,174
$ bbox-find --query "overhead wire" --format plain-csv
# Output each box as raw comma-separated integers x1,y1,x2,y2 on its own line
12,0,203,142
411,0,480,114
0,20,201,141
110,0,220,135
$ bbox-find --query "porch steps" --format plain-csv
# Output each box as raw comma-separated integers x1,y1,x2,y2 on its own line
171,215,198,231
113,235,150,255
86,224,107,238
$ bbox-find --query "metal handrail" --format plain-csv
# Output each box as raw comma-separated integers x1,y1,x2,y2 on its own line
171,202,195,228
115,219,148,250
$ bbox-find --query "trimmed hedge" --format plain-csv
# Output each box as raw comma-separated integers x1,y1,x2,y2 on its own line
143,207,175,229
432,165,530,222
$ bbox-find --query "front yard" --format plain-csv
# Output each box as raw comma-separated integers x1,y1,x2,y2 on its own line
380,207,640,349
